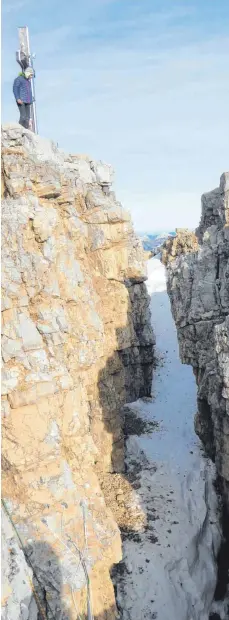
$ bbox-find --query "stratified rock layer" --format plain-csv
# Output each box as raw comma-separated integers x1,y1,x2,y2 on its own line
163,172,229,508
1,124,154,619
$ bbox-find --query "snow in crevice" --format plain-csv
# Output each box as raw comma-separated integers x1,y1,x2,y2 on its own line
115,257,222,620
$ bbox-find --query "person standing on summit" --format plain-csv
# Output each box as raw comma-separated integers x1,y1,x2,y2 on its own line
13,67,34,129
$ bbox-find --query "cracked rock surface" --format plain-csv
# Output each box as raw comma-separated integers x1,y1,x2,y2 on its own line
163,172,229,509
1,124,154,619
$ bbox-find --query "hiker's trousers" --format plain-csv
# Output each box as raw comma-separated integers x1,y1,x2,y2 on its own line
17,102,31,129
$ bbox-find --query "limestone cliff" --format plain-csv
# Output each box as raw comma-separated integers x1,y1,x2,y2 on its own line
1,124,154,619
162,172,229,509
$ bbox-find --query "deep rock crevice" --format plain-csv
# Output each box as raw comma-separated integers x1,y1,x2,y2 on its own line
1,125,228,619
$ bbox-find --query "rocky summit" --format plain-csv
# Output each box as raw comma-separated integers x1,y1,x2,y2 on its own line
1,124,155,619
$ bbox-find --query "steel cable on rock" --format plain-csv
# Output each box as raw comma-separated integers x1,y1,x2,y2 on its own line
1,499,56,620
2,499,94,619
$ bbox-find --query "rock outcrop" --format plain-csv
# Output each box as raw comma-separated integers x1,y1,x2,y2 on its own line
1,124,154,619
163,173,229,509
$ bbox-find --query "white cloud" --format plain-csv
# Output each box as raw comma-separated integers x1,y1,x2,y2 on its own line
2,0,30,13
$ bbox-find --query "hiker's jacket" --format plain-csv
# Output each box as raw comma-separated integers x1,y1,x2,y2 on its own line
13,74,33,104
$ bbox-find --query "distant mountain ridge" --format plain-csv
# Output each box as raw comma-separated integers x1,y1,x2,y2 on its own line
139,231,176,252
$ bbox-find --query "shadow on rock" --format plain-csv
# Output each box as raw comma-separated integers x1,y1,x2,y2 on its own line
97,278,154,474
24,541,73,620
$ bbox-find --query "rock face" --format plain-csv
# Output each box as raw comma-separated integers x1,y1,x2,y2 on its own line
163,173,229,508
1,124,154,619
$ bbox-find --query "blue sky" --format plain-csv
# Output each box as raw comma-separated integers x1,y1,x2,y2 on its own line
2,0,229,231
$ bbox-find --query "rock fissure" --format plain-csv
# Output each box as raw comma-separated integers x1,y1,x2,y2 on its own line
1,124,228,620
